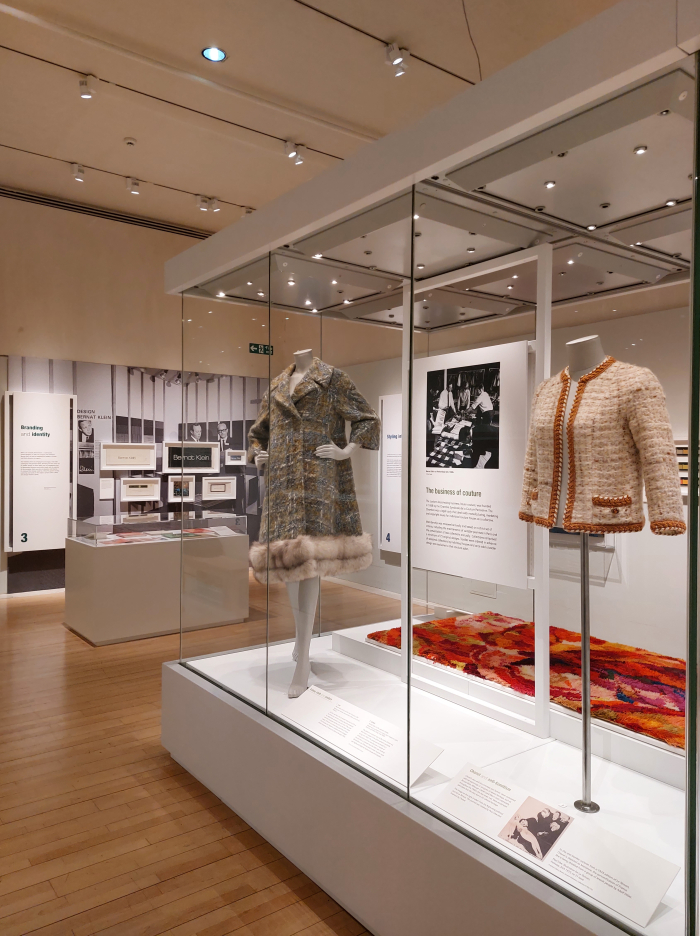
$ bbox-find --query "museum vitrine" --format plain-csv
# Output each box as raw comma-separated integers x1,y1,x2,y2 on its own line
173,54,699,936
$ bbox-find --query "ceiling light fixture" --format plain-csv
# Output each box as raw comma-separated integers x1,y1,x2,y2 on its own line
196,195,210,211
202,47,227,62
126,177,140,195
257,290,265,297
287,278,295,286
633,145,648,155
217,291,225,298
467,247,476,253
331,279,338,285
507,285,513,290
512,275,518,279
293,146,306,166
312,309,319,314
312,253,323,259
210,198,220,212
567,259,574,265
665,199,677,206
247,281,253,286
544,181,556,189
417,264,425,270
285,141,298,159
343,299,351,304
386,43,410,76
413,214,419,220
78,75,97,99
71,163,85,182
305,300,312,305
587,224,597,230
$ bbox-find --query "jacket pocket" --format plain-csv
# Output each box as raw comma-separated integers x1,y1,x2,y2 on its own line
591,494,633,523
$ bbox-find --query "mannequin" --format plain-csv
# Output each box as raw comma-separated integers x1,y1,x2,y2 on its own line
255,348,360,697
555,335,607,528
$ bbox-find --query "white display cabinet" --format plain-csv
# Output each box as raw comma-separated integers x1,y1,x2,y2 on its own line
162,4,700,936
100,441,156,471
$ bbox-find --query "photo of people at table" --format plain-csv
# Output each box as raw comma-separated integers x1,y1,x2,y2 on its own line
426,361,500,469
498,797,573,861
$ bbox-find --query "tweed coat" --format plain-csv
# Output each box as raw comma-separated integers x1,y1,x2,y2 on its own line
519,357,685,535
247,358,381,583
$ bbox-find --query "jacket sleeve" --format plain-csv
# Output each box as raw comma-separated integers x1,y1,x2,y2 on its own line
332,370,381,450
627,369,685,535
519,384,542,523
247,389,270,464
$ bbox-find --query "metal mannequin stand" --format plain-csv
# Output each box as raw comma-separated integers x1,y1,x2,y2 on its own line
574,532,600,813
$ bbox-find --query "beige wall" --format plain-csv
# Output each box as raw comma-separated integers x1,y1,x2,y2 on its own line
0,197,195,369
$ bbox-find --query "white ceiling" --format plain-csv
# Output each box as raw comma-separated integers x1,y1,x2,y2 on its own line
0,0,622,233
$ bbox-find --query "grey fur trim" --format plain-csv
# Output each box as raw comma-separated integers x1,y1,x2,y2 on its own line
250,533,373,584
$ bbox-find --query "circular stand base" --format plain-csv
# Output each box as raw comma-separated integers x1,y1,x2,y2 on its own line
574,799,600,814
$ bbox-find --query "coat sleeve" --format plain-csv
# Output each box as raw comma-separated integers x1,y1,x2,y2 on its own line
247,389,270,463
627,368,685,535
332,370,381,450
519,384,542,523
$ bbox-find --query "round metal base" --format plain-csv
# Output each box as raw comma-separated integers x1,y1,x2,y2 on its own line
574,799,600,814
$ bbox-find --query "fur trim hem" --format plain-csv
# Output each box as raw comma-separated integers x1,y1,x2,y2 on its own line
250,533,373,584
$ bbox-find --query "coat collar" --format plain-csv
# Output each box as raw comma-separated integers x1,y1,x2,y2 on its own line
560,356,616,384
271,357,333,417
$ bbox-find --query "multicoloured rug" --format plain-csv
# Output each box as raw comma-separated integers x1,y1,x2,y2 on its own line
367,612,686,749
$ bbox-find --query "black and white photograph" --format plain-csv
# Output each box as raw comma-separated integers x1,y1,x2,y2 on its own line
77,418,95,443
498,797,573,861
209,420,232,451
425,362,500,469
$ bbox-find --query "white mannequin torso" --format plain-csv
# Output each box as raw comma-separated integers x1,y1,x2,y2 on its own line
289,348,313,395
555,336,607,528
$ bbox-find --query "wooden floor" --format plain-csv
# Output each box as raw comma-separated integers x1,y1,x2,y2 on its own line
0,577,398,936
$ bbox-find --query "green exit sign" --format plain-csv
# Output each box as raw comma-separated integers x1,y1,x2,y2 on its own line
249,343,273,355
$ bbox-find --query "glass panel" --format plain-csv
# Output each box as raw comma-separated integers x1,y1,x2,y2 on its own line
178,257,271,712
407,64,695,933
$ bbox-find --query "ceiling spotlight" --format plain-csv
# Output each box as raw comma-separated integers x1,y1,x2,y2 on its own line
313,253,323,259
567,259,574,265
633,145,648,155
293,146,306,166
287,278,295,286
78,75,97,99
386,43,409,76
285,141,298,159
343,299,351,304
202,47,227,62
512,274,518,279
247,281,253,286
534,205,545,212
467,247,476,253
665,199,677,206
305,300,312,305
331,279,338,285
660,109,670,116
312,309,319,314
417,264,425,270
413,214,419,220
257,290,265,297
196,195,210,211
544,181,556,189
71,163,85,182
210,198,220,212
507,285,513,290
587,224,597,230
216,291,225,298
126,177,140,194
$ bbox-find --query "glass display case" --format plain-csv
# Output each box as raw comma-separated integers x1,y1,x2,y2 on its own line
68,510,246,546
166,36,698,936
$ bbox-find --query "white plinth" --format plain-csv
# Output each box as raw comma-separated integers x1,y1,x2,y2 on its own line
162,661,628,936
65,533,249,644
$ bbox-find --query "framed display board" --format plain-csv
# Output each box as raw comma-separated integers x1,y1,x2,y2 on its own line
224,449,246,466
100,442,157,471
167,474,196,503
163,441,220,474
3,391,77,552
120,477,160,502
202,476,236,501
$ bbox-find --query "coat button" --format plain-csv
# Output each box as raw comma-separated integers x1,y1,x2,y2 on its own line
611,507,619,515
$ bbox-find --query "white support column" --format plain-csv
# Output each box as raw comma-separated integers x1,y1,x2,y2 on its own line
400,279,413,685
533,243,552,737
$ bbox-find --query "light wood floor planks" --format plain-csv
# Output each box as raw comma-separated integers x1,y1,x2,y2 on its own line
0,577,388,936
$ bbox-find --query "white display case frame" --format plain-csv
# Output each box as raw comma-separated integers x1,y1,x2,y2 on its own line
167,474,196,503
100,442,157,471
120,476,160,502
162,441,220,474
224,448,246,466
201,476,236,501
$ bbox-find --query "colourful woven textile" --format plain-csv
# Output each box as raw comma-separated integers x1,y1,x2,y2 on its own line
367,613,685,749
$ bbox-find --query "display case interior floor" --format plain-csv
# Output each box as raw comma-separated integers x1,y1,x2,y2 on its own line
189,634,685,936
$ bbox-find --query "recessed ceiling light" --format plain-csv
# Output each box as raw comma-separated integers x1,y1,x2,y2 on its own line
534,205,545,212
587,224,597,230
216,291,225,298
78,75,97,99
507,285,513,290
567,260,574,265
187,319,192,322
417,264,425,270
413,214,419,220
467,248,476,253
312,309,319,313
247,281,253,286
305,300,312,305
633,145,647,155
665,199,677,206
465,288,470,291
208,310,213,314
544,181,556,189
202,47,227,62
660,109,670,116
286,317,289,320
287,279,295,286
71,163,85,182
344,299,351,304
257,291,264,297
331,279,338,285
512,274,518,279
313,253,323,259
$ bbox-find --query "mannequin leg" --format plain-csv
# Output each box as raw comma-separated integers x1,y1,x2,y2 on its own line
286,576,320,698
286,581,300,660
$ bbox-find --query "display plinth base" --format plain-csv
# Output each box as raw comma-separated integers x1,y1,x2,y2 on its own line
162,662,625,936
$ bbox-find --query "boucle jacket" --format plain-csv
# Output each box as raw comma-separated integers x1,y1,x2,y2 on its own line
519,357,685,535
247,358,380,583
